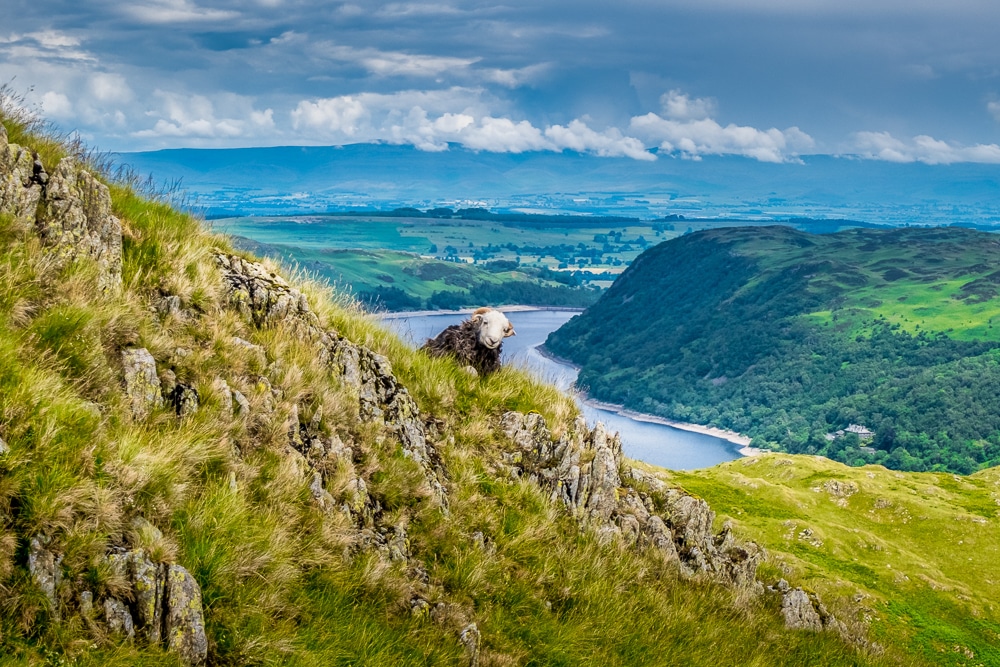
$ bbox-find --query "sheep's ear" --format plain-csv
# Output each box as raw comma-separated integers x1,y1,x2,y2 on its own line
471,307,489,321
504,324,516,337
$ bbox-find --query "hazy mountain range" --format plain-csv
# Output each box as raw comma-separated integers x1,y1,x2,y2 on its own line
119,144,1000,225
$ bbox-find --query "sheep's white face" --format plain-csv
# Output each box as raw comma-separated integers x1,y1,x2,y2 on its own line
473,309,515,349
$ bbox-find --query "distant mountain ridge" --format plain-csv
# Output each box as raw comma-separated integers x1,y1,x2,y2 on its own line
545,225,1000,474
118,144,1000,224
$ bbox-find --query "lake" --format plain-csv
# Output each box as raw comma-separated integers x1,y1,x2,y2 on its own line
381,309,746,470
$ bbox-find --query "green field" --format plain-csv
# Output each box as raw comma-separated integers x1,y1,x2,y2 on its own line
216,214,884,311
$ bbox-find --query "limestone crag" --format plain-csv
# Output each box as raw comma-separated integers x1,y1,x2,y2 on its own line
499,411,763,586
28,538,208,665
0,123,122,290
213,252,448,510
36,158,122,290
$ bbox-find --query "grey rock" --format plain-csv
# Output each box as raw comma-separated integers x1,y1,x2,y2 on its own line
78,590,94,617
36,158,122,291
0,435,8,455
500,410,763,587
169,383,200,418
232,389,250,415
230,336,267,366
104,598,135,638
387,525,410,562
164,565,208,666
27,535,62,620
122,348,163,420
213,378,233,414
130,516,164,543
103,546,208,664
129,550,166,643
781,588,824,632
643,516,678,560
459,623,481,667
156,295,183,318
410,597,430,617
0,123,44,233
309,472,335,511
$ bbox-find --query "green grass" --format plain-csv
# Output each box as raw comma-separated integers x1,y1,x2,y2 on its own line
664,454,1000,667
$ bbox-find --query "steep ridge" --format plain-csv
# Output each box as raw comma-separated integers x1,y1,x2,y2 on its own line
0,117,892,665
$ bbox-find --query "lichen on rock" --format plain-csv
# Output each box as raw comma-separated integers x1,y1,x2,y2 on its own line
0,123,45,234
121,347,164,420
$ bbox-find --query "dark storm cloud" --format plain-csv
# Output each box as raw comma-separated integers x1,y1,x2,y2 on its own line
2,0,1000,162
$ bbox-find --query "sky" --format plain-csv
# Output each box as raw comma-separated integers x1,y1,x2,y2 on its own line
4,0,1000,164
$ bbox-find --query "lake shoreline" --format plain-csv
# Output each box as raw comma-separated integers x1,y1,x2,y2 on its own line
534,345,761,455
378,306,586,319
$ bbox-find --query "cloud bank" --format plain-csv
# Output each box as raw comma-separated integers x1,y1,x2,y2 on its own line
851,131,1000,165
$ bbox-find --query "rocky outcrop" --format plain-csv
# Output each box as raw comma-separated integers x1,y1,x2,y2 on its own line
500,411,763,586
27,535,207,665
36,158,122,290
0,123,45,233
773,579,848,636
1,123,122,290
213,253,448,510
104,548,208,664
459,622,481,667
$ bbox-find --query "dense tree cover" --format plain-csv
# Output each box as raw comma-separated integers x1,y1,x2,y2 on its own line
546,226,1000,474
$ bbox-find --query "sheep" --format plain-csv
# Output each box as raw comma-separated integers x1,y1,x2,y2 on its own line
422,307,516,375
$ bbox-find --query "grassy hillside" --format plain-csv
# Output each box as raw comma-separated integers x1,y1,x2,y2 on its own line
661,454,1000,667
546,226,1000,474
0,100,892,665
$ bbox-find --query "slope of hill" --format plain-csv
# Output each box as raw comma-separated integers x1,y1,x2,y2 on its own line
658,454,1000,667
545,226,1000,474
0,103,895,664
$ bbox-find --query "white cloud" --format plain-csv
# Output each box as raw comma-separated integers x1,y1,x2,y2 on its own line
291,91,654,159
124,0,239,24
40,91,74,119
309,42,543,86
544,120,655,161
375,3,463,18
311,42,477,78
291,96,370,136
134,91,274,142
0,31,94,62
660,90,715,121
481,63,550,88
629,105,815,163
851,131,1000,164
89,73,133,104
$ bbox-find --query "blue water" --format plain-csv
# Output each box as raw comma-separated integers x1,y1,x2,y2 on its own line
381,309,745,470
